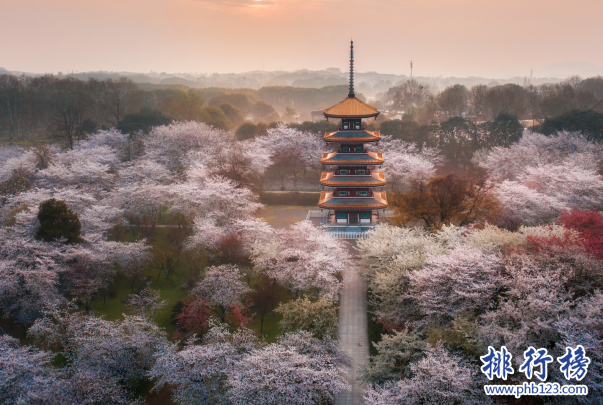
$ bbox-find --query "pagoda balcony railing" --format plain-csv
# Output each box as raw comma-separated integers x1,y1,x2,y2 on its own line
338,124,366,131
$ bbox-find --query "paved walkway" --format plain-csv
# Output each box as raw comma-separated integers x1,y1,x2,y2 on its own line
336,251,369,405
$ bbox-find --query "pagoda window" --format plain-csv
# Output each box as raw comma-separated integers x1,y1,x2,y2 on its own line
339,169,348,174
338,191,348,196
336,213,347,224
355,122,361,129
360,213,371,224
343,122,349,129
359,191,368,196
356,147,362,152
358,169,366,174
342,146,349,152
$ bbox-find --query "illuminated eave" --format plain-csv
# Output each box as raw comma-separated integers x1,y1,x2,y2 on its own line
323,96,380,119
323,130,381,143
318,191,388,209
320,151,384,166
319,171,386,187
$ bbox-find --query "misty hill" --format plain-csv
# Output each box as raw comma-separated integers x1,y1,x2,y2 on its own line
0,67,575,97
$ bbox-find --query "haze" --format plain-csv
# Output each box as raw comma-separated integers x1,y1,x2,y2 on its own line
2,0,603,78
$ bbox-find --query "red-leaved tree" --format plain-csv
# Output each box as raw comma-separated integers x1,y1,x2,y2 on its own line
559,208,603,260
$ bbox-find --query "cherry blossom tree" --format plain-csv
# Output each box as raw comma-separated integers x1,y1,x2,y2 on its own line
126,288,166,321
364,343,489,405
251,220,350,297
479,253,573,352
227,331,351,405
476,131,603,182
56,368,140,405
144,121,231,170
0,228,70,323
406,246,503,327
116,159,171,186
275,297,338,339
360,329,426,384
78,128,130,162
368,136,443,191
249,124,325,171
35,151,117,195
476,131,603,227
186,216,272,251
0,333,139,405
356,224,457,326
0,335,61,404
150,322,259,405
554,293,603,401
0,147,37,184
520,161,603,211
192,264,251,323
30,308,169,392
167,164,262,217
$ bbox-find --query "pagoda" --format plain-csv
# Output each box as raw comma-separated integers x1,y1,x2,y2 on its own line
317,41,388,233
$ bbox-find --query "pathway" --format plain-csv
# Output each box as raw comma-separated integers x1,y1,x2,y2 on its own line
336,248,369,405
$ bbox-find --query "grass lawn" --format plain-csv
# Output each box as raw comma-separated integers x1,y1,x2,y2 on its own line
89,227,293,343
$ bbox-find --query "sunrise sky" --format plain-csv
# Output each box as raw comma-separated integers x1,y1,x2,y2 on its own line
2,0,602,78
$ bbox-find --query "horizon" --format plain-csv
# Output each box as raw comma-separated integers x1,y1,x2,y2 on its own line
4,60,603,79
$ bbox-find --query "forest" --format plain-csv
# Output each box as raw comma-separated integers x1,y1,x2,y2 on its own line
0,72,603,404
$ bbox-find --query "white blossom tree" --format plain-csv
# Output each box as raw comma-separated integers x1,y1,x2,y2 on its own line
144,121,231,170
29,308,169,392
150,322,259,405
364,343,489,405
251,220,350,297
356,224,458,326
406,246,503,326
228,331,350,405
476,131,603,182
192,264,251,322
0,335,61,405
477,131,603,226
249,124,325,171
126,288,166,320
368,135,443,190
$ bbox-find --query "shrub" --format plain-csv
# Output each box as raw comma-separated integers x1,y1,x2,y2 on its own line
275,297,338,339
36,199,81,243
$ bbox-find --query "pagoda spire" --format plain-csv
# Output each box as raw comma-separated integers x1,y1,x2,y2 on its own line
348,40,355,98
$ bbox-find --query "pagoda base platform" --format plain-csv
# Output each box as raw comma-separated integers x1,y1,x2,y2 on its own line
323,224,376,239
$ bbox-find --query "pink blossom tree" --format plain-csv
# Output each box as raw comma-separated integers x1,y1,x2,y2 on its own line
364,343,488,405
251,220,350,297
227,331,351,405
368,135,443,191
150,322,259,405
191,264,251,322
406,246,503,327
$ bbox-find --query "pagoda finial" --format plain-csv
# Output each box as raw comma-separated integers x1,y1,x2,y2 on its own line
348,40,355,98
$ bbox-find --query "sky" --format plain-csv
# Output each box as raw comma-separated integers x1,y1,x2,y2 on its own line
1,0,603,78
